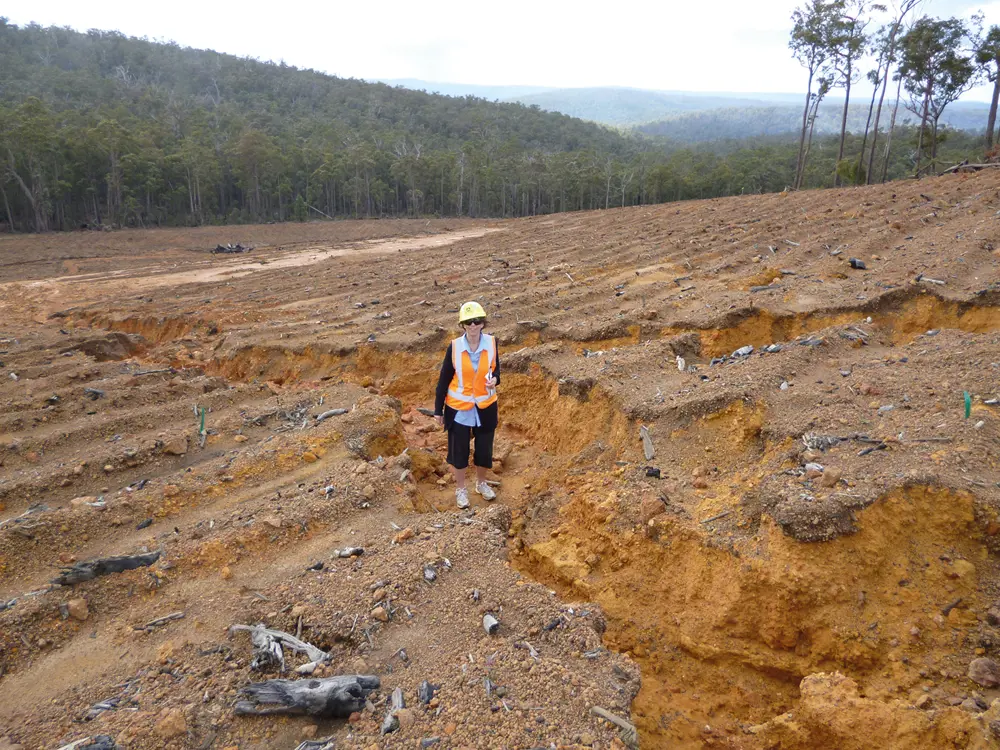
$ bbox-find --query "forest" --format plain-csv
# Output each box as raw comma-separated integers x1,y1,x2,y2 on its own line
0,7,997,232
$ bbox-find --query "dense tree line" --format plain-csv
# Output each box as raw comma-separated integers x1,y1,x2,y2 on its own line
0,19,992,232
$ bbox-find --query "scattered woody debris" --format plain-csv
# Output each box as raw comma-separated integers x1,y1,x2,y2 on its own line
234,675,380,718
52,551,161,586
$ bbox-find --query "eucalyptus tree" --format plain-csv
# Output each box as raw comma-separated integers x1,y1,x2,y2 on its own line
831,0,879,185
857,0,920,184
897,16,977,174
789,0,844,189
976,26,1000,148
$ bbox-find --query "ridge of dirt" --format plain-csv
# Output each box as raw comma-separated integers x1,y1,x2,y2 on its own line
2,175,1000,749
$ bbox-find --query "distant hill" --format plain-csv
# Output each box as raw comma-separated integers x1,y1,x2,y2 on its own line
377,81,993,137
377,78,555,100
508,88,778,126
0,23,635,231
638,100,992,142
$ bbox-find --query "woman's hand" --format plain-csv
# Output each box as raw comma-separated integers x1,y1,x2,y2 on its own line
435,415,444,428
485,375,497,389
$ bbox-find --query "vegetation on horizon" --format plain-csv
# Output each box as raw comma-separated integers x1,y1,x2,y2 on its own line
0,17,996,232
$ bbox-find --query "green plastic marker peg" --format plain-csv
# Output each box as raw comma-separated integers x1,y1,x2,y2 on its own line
964,391,971,419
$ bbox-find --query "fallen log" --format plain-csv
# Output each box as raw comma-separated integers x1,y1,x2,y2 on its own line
52,551,161,585
315,408,348,423
234,674,380,718
135,611,185,631
942,161,1000,174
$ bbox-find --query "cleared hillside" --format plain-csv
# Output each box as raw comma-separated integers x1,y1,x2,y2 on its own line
2,170,1000,748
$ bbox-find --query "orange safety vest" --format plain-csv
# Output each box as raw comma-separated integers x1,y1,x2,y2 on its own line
445,333,497,411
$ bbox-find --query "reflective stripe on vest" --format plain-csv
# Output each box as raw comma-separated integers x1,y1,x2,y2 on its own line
445,333,496,410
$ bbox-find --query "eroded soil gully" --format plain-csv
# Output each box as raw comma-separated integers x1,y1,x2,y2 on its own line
69,287,1000,364
199,354,986,746
179,306,1000,748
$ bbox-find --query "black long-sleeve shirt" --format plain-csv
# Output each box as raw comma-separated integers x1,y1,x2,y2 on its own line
434,341,501,430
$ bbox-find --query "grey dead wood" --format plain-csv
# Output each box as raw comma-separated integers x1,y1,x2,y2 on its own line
591,706,638,747
229,623,329,670
234,675,380,718
55,737,119,750
136,611,185,631
315,408,348,423
52,551,161,585
293,739,336,750
639,425,655,461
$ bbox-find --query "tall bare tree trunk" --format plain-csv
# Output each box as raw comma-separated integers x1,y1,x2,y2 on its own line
1,184,16,232
880,76,904,183
986,66,1000,150
794,72,815,189
914,78,932,176
857,52,887,181
866,69,893,184
836,72,853,186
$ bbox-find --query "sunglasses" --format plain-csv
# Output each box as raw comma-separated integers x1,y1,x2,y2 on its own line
463,318,485,326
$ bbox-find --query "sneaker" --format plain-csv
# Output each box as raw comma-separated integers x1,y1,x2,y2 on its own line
456,487,470,509
476,481,497,501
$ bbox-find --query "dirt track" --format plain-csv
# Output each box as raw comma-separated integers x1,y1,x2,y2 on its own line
2,174,1000,749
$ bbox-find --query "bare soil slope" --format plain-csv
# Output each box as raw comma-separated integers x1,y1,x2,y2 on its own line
2,173,1000,750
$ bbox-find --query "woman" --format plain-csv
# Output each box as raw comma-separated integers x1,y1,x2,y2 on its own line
434,301,500,509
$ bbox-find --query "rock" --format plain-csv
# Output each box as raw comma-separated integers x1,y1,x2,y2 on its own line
969,658,1000,687
394,527,415,543
421,739,441,748
348,711,363,724
220,566,232,580
639,496,665,524
301,724,318,739
443,723,457,736
915,694,931,709
579,733,596,746
302,452,318,463
163,484,180,498
395,708,415,729
371,606,389,622
692,478,708,489
162,436,188,456
986,608,1000,626
819,467,842,487
960,698,982,713
66,598,89,621
260,515,282,529
849,257,866,270
70,495,99,507
362,484,376,500
234,434,248,443
154,707,187,739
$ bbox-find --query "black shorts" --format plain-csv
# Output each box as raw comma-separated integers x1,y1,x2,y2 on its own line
446,422,495,470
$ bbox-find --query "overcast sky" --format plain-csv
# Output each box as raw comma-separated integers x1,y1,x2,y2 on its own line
8,0,1000,101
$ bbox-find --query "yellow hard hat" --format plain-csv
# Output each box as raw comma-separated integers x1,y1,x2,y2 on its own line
458,301,486,323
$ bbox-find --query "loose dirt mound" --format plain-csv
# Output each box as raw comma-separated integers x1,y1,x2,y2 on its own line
3,175,1000,749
